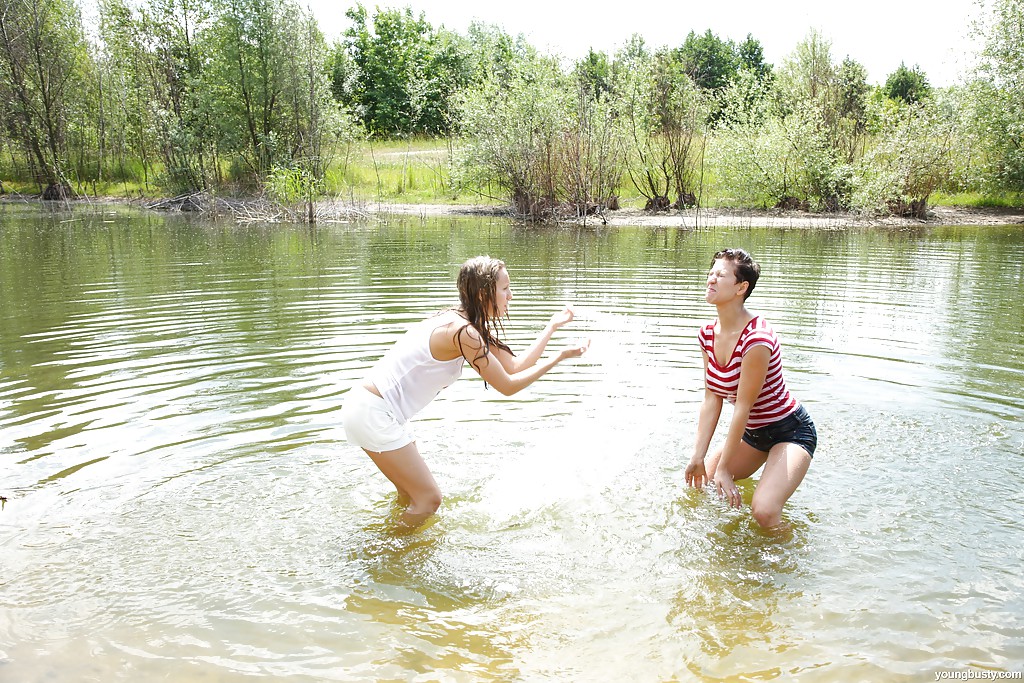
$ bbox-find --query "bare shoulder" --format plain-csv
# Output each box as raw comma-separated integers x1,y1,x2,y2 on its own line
429,311,481,360
429,310,473,336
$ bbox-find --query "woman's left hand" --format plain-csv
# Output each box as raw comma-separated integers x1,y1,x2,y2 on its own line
558,338,590,360
548,305,574,330
714,470,743,508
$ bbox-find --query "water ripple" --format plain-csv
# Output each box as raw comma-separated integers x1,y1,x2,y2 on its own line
1,212,1022,681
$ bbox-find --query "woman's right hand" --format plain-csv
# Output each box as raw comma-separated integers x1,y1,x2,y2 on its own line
684,459,707,488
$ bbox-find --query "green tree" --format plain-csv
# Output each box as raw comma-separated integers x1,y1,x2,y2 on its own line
737,33,771,81
463,21,532,88
884,62,931,103
456,53,624,219
777,29,835,106
675,29,739,91
100,0,216,193
0,0,89,196
455,55,569,216
709,100,833,210
835,57,871,163
269,6,363,218
674,30,770,126
771,30,866,209
209,0,302,179
344,4,469,138
575,48,612,99
967,0,1024,193
618,48,711,208
716,55,776,129
326,39,358,104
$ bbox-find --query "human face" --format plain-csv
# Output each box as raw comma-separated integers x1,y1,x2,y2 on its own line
494,267,513,317
706,258,745,305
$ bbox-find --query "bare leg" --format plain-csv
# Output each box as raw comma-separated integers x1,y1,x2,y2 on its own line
704,441,769,482
749,442,812,528
363,442,442,526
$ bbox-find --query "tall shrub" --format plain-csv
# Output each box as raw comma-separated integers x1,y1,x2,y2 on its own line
852,98,956,217
456,54,624,219
616,47,711,209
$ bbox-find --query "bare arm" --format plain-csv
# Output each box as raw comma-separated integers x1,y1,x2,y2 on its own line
493,306,575,374
713,345,770,507
685,352,724,488
459,324,589,396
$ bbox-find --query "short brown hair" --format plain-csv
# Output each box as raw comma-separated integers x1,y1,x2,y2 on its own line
712,248,760,300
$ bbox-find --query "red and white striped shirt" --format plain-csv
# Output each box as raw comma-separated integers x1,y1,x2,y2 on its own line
699,315,798,428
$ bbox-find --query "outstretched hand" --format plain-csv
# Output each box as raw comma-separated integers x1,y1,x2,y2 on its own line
548,305,575,330
560,338,591,359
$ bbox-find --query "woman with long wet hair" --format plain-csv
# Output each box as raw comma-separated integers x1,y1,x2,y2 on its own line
342,255,590,525
684,248,817,528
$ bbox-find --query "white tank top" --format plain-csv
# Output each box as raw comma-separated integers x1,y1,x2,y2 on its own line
367,316,465,422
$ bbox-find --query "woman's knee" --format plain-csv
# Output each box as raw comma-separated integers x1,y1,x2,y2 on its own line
409,487,442,515
750,498,783,528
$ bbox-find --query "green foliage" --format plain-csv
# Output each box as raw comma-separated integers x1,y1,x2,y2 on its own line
776,29,835,109
463,22,534,87
675,30,740,91
672,30,772,126
836,59,870,130
575,49,612,99
852,98,956,216
563,83,630,210
884,63,932,103
832,58,872,164
266,165,319,203
0,0,90,193
455,53,626,217
617,48,711,205
709,108,843,210
716,65,776,128
209,0,293,177
966,0,1024,193
737,34,772,81
754,31,876,209
454,55,568,210
344,4,469,138
97,0,218,193
326,39,358,103
1,2,1022,215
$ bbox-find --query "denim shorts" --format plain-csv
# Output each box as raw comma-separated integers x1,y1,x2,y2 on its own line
742,404,817,458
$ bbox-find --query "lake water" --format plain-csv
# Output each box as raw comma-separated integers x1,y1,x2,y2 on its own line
1,203,1022,682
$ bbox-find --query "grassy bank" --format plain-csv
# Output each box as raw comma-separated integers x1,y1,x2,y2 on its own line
2,138,1021,212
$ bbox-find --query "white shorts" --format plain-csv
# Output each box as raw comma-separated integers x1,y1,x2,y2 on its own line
341,386,415,452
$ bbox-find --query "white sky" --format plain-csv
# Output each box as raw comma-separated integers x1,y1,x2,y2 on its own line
304,0,984,87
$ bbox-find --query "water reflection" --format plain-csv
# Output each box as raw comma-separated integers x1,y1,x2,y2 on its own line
1,205,1023,681
664,492,809,666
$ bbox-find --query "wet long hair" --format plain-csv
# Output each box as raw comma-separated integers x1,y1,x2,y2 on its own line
454,255,512,370
712,248,760,300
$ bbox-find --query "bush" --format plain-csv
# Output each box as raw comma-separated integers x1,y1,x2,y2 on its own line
851,99,955,217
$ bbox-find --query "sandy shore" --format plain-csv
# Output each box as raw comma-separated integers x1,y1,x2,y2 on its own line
4,194,1022,228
